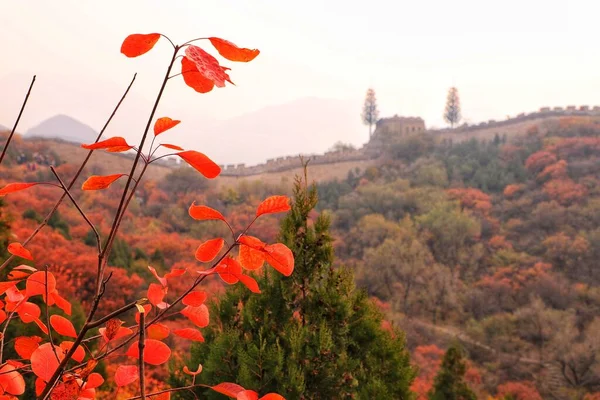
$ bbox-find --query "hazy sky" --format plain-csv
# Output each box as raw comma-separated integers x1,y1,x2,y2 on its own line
1,0,599,163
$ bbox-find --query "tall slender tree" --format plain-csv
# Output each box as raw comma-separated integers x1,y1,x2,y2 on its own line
361,88,380,137
444,87,462,129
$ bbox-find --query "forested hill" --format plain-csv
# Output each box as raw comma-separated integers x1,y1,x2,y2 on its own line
316,116,600,399
0,116,599,398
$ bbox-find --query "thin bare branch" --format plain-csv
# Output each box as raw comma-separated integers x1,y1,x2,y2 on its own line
126,384,210,400
138,311,146,399
0,75,36,165
50,167,101,254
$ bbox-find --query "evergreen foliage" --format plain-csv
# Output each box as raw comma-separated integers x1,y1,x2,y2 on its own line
174,167,415,399
428,344,477,400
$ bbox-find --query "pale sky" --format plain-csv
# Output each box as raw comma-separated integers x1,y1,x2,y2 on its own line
1,0,599,164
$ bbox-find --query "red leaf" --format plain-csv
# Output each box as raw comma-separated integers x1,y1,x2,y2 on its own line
160,143,185,151
85,373,104,389
81,174,125,190
237,390,259,400
81,137,132,152
195,238,224,262
182,291,207,307
189,203,226,221
135,304,153,323
126,339,171,365
181,304,210,328
173,328,205,342
114,365,139,387
208,37,260,62
177,150,221,179
26,271,56,297
239,245,265,270
14,336,42,359
185,45,233,88
183,364,203,375
215,257,242,284
260,394,285,400
238,235,266,250
148,266,167,287
264,243,294,276
181,56,215,93
99,325,133,343
7,243,33,260
237,274,261,294
50,315,77,338
0,364,25,395
121,33,161,57
211,382,246,398
17,302,41,323
0,310,6,325
147,323,170,340
0,182,40,196
154,117,181,136
6,286,25,303
31,343,64,381
164,267,187,280
147,283,167,308
0,281,18,296
60,341,86,362
256,196,291,217
50,291,72,315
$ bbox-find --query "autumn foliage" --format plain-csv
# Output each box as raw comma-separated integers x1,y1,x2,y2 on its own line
0,31,292,399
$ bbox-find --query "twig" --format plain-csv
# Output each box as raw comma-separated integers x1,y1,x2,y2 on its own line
138,311,146,399
126,384,210,399
44,266,61,364
0,74,137,273
50,167,101,254
0,75,36,165
87,301,140,330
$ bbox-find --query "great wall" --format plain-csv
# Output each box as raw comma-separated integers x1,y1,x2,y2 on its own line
36,105,597,181
161,104,597,178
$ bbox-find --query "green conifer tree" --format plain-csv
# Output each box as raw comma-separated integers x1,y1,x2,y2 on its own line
173,166,415,399
428,344,477,400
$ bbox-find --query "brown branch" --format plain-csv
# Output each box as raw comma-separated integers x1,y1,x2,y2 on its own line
50,167,101,254
126,384,210,400
138,311,146,400
0,75,36,165
0,73,137,273
87,300,140,330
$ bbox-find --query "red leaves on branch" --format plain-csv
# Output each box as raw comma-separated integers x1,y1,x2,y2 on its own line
31,343,64,381
0,364,25,395
256,196,291,217
99,320,133,343
215,257,243,284
185,45,233,88
177,150,221,178
49,315,77,338
60,341,86,362
211,382,246,398
82,174,126,190
7,243,33,260
14,336,42,359
238,236,294,276
148,323,170,340
154,117,181,136
121,33,161,57
126,339,171,365
0,182,41,196
195,238,224,262
115,365,139,387
85,373,104,390
148,283,168,308
173,328,205,342
160,143,184,151
189,204,226,222
81,137,133,153
181,304,210,328
26,271,56,297
182,291,207,307
181,56,215,93
239,244,265,270
208,37,260,62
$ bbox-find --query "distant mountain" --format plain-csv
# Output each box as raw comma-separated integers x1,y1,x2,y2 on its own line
0,124,7,132
25,115,98,144
174,97,367,165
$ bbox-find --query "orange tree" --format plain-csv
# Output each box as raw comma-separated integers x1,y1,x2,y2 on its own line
0,32,291,400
